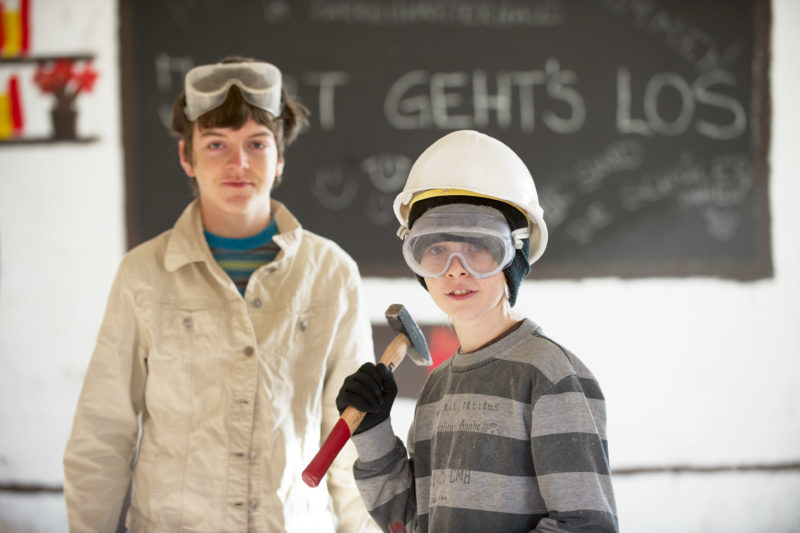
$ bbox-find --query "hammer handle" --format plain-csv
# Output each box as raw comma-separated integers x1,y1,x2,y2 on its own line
302,333,411,487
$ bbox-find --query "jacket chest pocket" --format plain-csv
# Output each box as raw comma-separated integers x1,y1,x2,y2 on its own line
153,302,220,357
145,302,221,425
265,308,331,362
253,306,332,409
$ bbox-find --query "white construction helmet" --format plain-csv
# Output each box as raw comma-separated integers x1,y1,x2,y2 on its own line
393,130,548,264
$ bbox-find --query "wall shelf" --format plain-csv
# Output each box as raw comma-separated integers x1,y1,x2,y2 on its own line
0,53,99,146
0,136,98,146
0,53,94,64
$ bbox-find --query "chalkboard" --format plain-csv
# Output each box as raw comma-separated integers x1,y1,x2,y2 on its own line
120,0,772,280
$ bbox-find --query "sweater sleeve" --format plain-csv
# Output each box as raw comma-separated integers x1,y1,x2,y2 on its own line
529,373,619,533
351,419,420,533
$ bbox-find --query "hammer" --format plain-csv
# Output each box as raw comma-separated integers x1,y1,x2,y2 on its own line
302,303,432,487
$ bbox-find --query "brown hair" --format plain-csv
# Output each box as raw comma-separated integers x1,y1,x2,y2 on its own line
169,56,310,190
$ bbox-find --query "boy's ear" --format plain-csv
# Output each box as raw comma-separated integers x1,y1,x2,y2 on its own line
178,139,195,177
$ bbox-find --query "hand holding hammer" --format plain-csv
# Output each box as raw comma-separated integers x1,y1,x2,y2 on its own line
302,303,431,487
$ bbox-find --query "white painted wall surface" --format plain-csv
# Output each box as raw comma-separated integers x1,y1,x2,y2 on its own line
0,0,797,531
0,0,124,530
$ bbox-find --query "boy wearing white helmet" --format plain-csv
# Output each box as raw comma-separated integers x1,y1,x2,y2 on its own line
336,130,618,532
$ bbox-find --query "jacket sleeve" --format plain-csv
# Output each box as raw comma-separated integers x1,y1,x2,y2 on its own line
63,259,147,532
350,419,420,533
323,268,382,533
529,373,619,533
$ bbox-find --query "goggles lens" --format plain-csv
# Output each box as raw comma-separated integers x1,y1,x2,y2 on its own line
184,62,282,120
402,205,515,279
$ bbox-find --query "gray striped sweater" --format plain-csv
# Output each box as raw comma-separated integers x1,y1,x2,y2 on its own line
350,319,618,533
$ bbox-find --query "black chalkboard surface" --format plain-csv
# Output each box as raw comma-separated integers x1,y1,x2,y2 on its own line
120,0,771,280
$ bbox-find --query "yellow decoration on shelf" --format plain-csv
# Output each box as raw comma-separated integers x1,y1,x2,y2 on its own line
2,10,22,57
0,93,13,138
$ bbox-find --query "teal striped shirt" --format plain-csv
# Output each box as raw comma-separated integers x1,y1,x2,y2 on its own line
204,221,280,295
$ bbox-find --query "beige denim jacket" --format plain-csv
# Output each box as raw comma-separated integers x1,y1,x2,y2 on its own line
64,199,378,533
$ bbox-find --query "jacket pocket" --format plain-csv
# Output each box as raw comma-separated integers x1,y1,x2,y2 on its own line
145,301,220,430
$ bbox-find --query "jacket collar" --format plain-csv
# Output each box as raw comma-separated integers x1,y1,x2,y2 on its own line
270,199,303,259
164,198,303,272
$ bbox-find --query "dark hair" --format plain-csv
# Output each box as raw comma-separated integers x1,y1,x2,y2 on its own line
169,56,310,191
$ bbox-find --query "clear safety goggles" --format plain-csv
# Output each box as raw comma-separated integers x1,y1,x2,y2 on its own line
184,62,282,121
401,204,525,279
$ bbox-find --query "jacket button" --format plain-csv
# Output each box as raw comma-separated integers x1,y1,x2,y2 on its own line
298,320,308,332
182,317,193,329
268,265,278,273
253,298,262,308
244,346,255,357
249,451,257,461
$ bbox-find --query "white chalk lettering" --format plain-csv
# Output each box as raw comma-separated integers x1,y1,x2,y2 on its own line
566,201,613,245
543,59,585,134
473,70,513,129
384,61,585,133
307,0,565,27
154,53,193,128
619,152,705,211
616,67,746,139
303,71,350,130
361,154,412,193
693,70,747,140
310,166,357,210
431,72,472,129
574,139,645,193
598,0,742,72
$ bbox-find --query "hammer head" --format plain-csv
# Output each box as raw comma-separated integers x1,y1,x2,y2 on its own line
385,303,432,367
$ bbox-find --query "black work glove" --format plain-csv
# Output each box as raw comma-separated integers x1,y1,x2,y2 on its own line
336,362,397,435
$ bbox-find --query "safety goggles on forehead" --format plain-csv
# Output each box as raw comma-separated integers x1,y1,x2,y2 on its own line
401,204,527,279
184,62,282,121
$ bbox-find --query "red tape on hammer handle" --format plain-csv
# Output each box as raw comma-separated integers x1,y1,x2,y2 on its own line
302,417,356,487
303,334,410,487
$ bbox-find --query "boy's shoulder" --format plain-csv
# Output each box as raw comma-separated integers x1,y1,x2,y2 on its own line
117,228,172,277
274,200,359,272
294,228,364,289
298,228,356,263
502,320,596,388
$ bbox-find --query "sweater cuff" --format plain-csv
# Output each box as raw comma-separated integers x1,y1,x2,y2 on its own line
350,418,396,462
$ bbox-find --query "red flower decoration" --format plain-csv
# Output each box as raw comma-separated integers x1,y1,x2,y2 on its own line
33,59,100,111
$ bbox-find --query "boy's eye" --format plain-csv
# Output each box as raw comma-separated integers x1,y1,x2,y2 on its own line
469,243,487,253
426,244,447,256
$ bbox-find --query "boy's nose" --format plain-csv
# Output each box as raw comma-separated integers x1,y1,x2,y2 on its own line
445,256,469,278
228,146,250,169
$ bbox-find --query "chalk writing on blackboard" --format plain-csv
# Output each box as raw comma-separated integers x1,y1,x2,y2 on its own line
306,0,567,27
384,61,585,133
616,68,746,139
123,0,771,280
596,0,744,72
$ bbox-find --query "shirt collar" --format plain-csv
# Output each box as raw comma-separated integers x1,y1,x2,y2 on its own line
164,198,303,272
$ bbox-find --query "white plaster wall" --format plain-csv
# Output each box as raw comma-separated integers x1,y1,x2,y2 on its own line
0,0,797,531
0,0,124,529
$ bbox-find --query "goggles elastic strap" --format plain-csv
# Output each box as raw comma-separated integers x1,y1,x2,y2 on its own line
511,227,529,249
